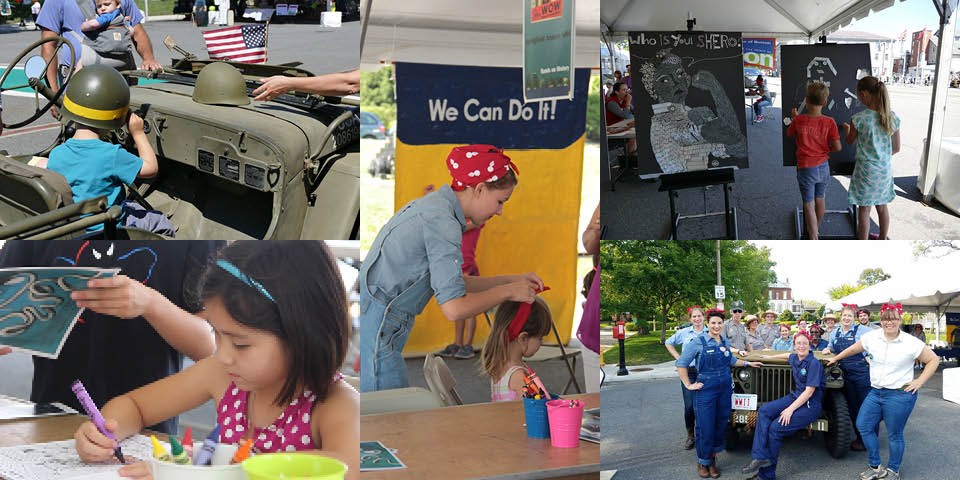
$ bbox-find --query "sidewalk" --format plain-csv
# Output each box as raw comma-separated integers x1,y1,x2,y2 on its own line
600,325,677,385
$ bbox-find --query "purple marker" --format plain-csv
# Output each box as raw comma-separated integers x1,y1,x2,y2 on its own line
71,380,125,464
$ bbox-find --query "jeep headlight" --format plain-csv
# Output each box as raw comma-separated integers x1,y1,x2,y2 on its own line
738,369,751,381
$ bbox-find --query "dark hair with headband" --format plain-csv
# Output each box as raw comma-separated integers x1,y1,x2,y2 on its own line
481,298,552,381
201,241,348,406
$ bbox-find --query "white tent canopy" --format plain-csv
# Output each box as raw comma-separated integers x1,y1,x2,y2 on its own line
360,0,601,68
601,0,904,39
828,275,960,314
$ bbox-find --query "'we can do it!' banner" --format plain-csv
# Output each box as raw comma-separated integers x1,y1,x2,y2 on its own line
394,62,589,354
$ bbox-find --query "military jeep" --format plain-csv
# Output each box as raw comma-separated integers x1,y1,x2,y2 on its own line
728,350,853,459
0,36,359,240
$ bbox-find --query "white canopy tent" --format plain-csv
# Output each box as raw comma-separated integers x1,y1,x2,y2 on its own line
359,0,601,68
600,0,959,209
828,273,960,342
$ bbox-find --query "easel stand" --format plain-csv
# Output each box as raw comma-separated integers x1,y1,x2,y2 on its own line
658,167,738,239
794,205,859,239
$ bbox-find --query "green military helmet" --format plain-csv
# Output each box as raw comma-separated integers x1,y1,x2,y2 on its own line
60,65,130,130
192,62,251,106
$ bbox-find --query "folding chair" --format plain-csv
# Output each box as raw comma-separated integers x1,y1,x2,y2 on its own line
484,307,582,395
359,387,443,415
422,354,463,406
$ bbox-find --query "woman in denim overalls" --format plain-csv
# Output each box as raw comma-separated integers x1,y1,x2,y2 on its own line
823,304,871,451
676,310,763,478
359,145,542,392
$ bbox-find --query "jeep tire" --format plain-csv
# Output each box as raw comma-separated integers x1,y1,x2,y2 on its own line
823,389,853,459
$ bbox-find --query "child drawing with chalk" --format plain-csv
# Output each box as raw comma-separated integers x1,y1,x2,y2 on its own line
481,297,553,402
73,241,359,479
841,76,901,240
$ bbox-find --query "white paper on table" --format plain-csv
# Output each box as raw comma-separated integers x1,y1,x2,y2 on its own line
0,435,153,480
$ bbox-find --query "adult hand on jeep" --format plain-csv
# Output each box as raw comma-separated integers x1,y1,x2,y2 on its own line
685,382,704,391
746,361,763,368
0,346,12,355
71,275,158,319
778,408,794,426
826,357,839,367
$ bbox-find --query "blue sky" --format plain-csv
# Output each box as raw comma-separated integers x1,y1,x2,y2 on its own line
843,0,942,37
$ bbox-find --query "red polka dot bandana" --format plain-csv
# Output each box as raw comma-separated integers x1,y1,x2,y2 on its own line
446,144,519,191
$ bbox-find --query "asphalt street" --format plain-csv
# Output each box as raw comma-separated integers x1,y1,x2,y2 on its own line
0,18,359,156
601,369,959,480
602,84,960,239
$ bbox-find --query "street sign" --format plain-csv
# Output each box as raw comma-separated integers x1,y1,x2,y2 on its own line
715,285,726,299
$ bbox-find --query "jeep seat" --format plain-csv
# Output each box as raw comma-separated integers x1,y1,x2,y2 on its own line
0,155,74,226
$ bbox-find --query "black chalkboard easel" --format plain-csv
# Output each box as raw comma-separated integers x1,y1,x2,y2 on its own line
658,167,738,239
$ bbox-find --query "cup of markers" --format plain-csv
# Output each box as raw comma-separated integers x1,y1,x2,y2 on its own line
546,399,585,448
521,369,555,439
148,426,246,480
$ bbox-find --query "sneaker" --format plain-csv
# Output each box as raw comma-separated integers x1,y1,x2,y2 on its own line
454,344,476,359
437,344,460,358
883,468,900,480
741,459,772,475
756,115,765,122
859,465,889,480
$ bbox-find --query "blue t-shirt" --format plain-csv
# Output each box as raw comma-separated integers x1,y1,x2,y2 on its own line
789,352,825,398
48,138,143,227
94,9,122,27
36,0,143,66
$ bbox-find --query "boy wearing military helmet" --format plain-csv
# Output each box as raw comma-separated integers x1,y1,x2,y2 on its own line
47,65,173,235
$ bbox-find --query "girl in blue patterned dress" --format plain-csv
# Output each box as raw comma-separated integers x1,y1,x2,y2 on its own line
841,76,901,240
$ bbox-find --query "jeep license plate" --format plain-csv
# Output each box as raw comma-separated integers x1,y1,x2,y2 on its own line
733,412,750,424
732,393,757,411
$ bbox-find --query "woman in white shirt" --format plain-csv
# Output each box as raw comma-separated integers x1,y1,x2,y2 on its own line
827,303,939,480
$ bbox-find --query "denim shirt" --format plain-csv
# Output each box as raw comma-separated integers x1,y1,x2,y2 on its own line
362,184,468,307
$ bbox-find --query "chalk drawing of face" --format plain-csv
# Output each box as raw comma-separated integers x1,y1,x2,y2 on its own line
652,57,690,103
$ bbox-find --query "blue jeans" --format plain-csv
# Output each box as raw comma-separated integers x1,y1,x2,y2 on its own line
751,393,822,480
693,376,732,466
754,97,771,117
856,388,918,472
358,295,415,392
843,368,872,443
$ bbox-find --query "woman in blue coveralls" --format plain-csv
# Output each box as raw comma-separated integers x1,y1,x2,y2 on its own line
358,145,543,392
664,306,708,450
741,332,825,480
676,310,763,478
821,304,871,451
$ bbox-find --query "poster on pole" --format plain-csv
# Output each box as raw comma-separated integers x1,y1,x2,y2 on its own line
629,31,748,178
743,37,777,71
523,0,575,102
780,43,870,174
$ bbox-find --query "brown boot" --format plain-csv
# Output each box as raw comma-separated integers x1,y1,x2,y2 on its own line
709,459,721,478
684,428,695,450
697,464,710,478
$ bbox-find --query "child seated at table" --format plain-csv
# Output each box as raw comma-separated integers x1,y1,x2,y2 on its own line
481,298,552,402
72,241,359,479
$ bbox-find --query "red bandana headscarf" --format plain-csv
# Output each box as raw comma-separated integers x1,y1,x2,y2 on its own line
446,144,519,191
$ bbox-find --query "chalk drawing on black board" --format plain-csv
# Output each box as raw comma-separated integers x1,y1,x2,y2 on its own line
636,47,747,174
795,57,861,115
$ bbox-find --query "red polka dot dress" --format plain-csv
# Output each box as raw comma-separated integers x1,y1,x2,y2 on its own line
216,375,341,452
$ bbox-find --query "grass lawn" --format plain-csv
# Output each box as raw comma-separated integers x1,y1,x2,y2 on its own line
602,331,675,366
133,0,177,17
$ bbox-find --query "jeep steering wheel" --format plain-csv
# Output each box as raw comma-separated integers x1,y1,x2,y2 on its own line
0,37,76,130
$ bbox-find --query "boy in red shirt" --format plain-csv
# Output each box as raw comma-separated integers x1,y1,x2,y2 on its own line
786,81,842,240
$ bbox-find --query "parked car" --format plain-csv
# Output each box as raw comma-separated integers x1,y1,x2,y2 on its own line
360,111,387,139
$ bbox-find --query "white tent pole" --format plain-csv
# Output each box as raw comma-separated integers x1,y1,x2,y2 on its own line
919,1,957,199
360,0,372,59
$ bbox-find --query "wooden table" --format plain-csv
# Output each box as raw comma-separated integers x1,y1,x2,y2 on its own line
0,413,87,448
360,393,599,479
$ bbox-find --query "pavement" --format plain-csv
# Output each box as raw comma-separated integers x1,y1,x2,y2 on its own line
602,82,960,239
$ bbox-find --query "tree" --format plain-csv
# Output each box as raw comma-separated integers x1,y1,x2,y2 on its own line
858,268,890,287
360,67,395,107
586,75,601,141
779,310,796,322
600,240,776,344
800,311,818,323
914,240,960,258
828,283,863,300
815,304,826,318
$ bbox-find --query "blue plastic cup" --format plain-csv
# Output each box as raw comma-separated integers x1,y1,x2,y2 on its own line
523,396,551,438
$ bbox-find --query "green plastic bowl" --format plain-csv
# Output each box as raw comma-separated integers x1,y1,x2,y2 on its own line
241,453,347,480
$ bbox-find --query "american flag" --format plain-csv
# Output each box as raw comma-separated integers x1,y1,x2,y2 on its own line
202,24,267,64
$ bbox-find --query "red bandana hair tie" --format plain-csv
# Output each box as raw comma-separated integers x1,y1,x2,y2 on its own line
880,302,903,314
686,305,702,314
507,286,550,341
446,144,519,191
841,303,858,310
